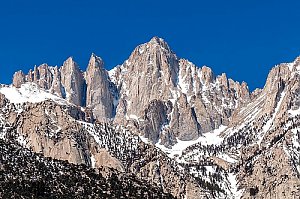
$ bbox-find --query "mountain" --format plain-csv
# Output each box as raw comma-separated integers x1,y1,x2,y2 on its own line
1,37,300,198
0,138,174,198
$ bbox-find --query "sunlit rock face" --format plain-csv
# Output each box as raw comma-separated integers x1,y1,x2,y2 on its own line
5,38,300,199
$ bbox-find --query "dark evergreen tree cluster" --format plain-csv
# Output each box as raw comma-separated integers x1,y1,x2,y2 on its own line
0,139,175,199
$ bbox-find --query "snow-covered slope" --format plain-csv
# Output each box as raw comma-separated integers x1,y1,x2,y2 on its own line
0,83,66,104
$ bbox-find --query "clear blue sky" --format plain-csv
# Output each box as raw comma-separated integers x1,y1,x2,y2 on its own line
1,0,300,91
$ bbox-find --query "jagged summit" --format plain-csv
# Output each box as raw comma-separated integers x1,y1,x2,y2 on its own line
88,53,104,69
293,55,300,64
90,52,103,61
86,52,114,120
132,36,174,57
289,56,300,73
148,36,171,51
149,36,164,43
60,56,85,106
10,38,251,145
1,38,300,198
61,56,81,74
64,56,74,62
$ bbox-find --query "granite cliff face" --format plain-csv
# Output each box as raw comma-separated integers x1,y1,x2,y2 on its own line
12,59,85,106
85,54,115,121
60,57,86,106
3,37,300,198
222,58,300,199
109,37,250,146
12,37,251,146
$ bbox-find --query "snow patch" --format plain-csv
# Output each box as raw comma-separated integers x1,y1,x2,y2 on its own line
139,135,151,144
227,173,243,199
288,107,300,116
156,125,227,158
139,47,145,54
178,68,189,94
218,153,238,163
287,62,294,71
17,135,27,147
108,67,118,84
0,83,66,104
129,114,139,121
91,154,96,168
259,91,286,144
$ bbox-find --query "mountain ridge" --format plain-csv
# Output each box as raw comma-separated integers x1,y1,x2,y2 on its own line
1,37,299,198
11,37,251,146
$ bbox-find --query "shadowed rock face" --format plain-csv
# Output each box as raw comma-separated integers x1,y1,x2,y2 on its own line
139,99,171,144
171,93,201,141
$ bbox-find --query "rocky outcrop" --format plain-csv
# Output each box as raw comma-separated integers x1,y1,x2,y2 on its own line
14,101,89,164
201,66,214,84
139,100,171,143
85,54,114,121
129,142,210,198
12,71,26,88
3,37,300,199
49,66,63,97
220,57,300,198
12,58,86,106
0,138,175,199
171,94,201,141
114,37,179,120
91,148,124,172
60,57,85,106
34,64,53,89
0,93,8,107
238,145,300,199
0,92,211,199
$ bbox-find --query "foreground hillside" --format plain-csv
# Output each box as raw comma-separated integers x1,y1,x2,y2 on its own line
0,138,174,198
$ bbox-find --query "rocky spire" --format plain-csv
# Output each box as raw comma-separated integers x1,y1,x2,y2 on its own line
85,53,114,120
49,66,63,98
27,69,34,82
148,36,172,52
201,66,214,85
60,57,85,106
217,73,229,90
37,64,53,89
12,70,26,88
33,65,39,82
114,36,179,121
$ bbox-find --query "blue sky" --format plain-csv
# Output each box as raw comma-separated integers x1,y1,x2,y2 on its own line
1,0,300,90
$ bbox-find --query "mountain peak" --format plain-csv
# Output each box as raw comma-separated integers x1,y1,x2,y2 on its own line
294,55,300,63
146,36,171,52
149,36,165,44
88,53,104,69
63,56,79,69
292,56,300,70
66,56,74,61
91,52,100,58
